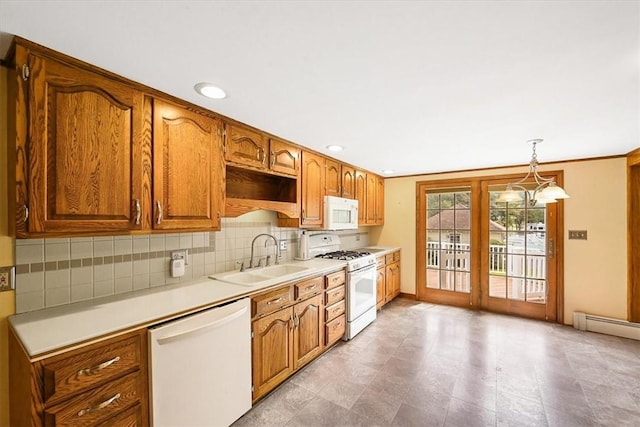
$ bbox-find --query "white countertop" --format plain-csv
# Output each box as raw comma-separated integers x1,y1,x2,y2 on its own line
10,258,345,359
358,246,401,256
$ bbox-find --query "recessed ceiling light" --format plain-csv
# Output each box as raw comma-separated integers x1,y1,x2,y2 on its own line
194,82,227,99
326,145,344,152
382,169,395,175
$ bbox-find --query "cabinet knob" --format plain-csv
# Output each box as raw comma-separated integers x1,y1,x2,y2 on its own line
23,205,29,223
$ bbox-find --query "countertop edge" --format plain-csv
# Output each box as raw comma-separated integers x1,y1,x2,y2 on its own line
10,259,347,359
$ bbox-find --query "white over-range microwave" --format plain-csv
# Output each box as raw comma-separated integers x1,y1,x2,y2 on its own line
324,196,358,230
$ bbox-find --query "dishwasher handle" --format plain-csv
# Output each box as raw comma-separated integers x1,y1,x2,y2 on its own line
155,304,248,345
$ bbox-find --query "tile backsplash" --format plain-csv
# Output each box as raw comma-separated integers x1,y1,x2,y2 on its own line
14,212,369,313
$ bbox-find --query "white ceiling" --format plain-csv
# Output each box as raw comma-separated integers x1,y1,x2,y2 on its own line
1,1,638,176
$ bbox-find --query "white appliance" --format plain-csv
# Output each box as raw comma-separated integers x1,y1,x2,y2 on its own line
324,196,358,230
148,298,251,427
309,234,377,340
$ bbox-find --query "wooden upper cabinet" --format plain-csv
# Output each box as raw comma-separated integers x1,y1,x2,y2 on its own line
269,138,300,177
15,47,148,236
224,123,268,169
341,167,356,199
300,151,325,227
355,170,367,224
375,175,385,225
365,173,377,224
325,158,341,197
152,99,224,231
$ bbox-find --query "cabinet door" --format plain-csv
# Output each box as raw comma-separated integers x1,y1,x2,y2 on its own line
341,167,356,199
252,308,294,400
376,175,385,225
386,262,400,302
376,266,386,310
300,151,325,226
365,173,377,225
152,99,223,230
224,123,268,169
355,170,367,225
16,49,147,236
293,294,324,369
269,138,300,176
324,158,341,197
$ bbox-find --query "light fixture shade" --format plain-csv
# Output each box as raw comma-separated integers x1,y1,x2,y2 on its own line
533,195,558,204
496,189,523,203
538,183,570,199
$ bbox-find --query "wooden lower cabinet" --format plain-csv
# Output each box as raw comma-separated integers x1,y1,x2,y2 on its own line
293,294,324,369
251,307,294,400
377,250,401,309
251,270,346,402
376,265,386,310
9,329,148,426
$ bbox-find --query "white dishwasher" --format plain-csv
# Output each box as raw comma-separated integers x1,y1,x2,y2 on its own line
149,297,251,427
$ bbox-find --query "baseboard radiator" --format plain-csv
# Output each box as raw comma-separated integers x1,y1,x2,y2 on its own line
573,312,640,341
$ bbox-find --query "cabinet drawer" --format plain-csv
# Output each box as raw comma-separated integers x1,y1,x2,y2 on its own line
252,286,294,317
376,255,386,268
44,371,142,427
42,333,143,404
385,251,400,264
325,285,345,306
295,276,323,301
325,314,346,345
95,403,144,426
325,300,345,323
325,270,346,290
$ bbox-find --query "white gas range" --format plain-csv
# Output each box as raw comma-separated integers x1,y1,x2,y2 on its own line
307,234,377,340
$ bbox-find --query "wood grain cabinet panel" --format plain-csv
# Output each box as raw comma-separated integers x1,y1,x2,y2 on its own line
376,175,385,225
43,372,143,427
15,46,148,236
325,158,341,197
152,99,223,231
9,329,148,426
365,173,377,225
376,266,386,310
325,314,346,346
224,123,268,169
355,170,367,225
251,308,294,400
300,151,325,226
293,294,324,369
341,167,356,199
269,138,300,177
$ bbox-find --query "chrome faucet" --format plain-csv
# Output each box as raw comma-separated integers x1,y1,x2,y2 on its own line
249,233,280,269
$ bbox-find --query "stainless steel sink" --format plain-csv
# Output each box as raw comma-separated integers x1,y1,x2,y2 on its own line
210,263,313,287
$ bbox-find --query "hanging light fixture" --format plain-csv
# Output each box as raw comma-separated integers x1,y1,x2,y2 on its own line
497,139,570,206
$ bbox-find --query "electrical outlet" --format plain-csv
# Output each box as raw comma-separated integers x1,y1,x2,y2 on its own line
171,250,188,265
279,240,287,251
0,266,15,292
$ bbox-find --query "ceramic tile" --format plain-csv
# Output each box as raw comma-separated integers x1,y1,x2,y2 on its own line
15,271,44,294
16,291,45,313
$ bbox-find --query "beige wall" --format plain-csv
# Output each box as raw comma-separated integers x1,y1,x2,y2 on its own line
374,158,628,324
1,65,16,427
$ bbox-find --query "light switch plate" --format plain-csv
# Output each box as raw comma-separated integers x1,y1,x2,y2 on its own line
0,266,15,292
569,230,588,240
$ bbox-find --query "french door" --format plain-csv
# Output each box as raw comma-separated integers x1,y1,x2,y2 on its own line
417,175,563,322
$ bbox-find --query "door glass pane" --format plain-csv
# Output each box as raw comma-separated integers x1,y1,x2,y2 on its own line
488,188,547,303
489,274,506,298
425,189,472,294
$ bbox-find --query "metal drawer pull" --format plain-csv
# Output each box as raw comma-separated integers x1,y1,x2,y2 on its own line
78,356,121,376
156,201,163,224
305,284,316,291
134,199,141,225
77,393,120,417
267,297,283,305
